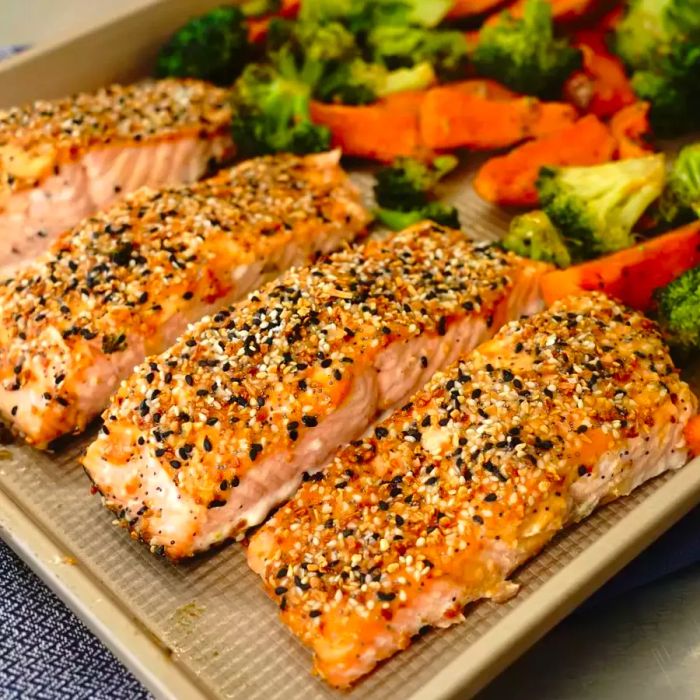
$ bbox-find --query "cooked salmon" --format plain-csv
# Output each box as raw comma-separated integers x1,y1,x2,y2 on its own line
0,79,233,275
82,222,547,560
0,151,367,447
248,292,696,687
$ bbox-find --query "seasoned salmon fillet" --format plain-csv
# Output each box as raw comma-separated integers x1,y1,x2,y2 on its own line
82,222,547,560
248,293,696,687
0,151,366,447
0,79,233,274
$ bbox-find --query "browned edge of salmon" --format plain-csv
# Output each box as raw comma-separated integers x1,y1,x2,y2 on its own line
0,79,234,274
82,222,549,560
247,292,696,687
0,151,368,448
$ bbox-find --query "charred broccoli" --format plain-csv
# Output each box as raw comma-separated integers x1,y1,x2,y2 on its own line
537,154,666,259
659,143,700,224
376,202,460,230
374,156,460,230
155,6,250,85
317,59,436,105
502,211,571,268
614,0,700,71
654,265,700,353
240,0,281,17
299,0,452,31
374,155,458,209
472,0,581,99
367,25,469,81
266,18,359,90
230,64,330,157
630,42,700,137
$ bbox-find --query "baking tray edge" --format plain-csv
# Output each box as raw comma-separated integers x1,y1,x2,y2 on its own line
0,485,209,700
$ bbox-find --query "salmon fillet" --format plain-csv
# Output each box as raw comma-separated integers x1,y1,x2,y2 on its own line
248,293,696,687
0,79,233,275
0,151,367,447
82,222,547,560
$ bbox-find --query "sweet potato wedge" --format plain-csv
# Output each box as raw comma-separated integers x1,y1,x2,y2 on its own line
310,95,428,162
448,0,508,17
419,86,577,150
685,416,700,456
540,221,700,310
610,102,654,159
473,114,616,206
564,43,636,118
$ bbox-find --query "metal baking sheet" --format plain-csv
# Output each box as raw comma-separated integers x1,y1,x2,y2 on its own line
1,3,700,698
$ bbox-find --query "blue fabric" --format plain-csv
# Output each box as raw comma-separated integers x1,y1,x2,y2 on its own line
0,539,149,699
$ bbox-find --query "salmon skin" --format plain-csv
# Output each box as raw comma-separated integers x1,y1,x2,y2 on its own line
82,222,547,560
0,151,367,447
248,293,696,687
0,79,233,275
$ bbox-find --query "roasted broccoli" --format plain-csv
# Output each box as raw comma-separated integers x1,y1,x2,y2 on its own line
502,211,571,268
376,202,460,230
374,155,458,210
614,0,700,71
266,18,359,90
630,42,700,137
240,0,281,17
373,156,459,230
659,143,700,224
316,59,436,105
472,0,581,99
155,6,250,85
367,25,469,81
230,63,330,157
654,265,700,353
299,0,452,31
537,154,666,259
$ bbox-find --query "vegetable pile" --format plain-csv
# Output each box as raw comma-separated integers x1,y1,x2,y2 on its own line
155,0,700,349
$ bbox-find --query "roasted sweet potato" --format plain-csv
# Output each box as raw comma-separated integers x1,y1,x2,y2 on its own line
539,221,700,309
448,0,508,17
419,85,577,150
473,114,616,206
310,94,428,162
610,102,654,160
564,44,636,118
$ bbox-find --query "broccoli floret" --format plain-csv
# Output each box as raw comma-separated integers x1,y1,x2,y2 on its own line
472,0,582,99
631,42,700,137
299,0,452,30
240,0,281,17
374,155,459,230
654,265,700,353
659,143,700,224
316,59,436,105
376,202,461,230
614,0,700,71
266,19,359,90
155,6,250,86
537,154,666,259
230,63,330,157
502,211,571,268
367,25,469,81
374,155,458,210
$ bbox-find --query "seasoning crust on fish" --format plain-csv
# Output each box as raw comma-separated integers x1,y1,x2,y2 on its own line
248,293,696,687
0,79,233,273
0,152,366,447
83,223,546,559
